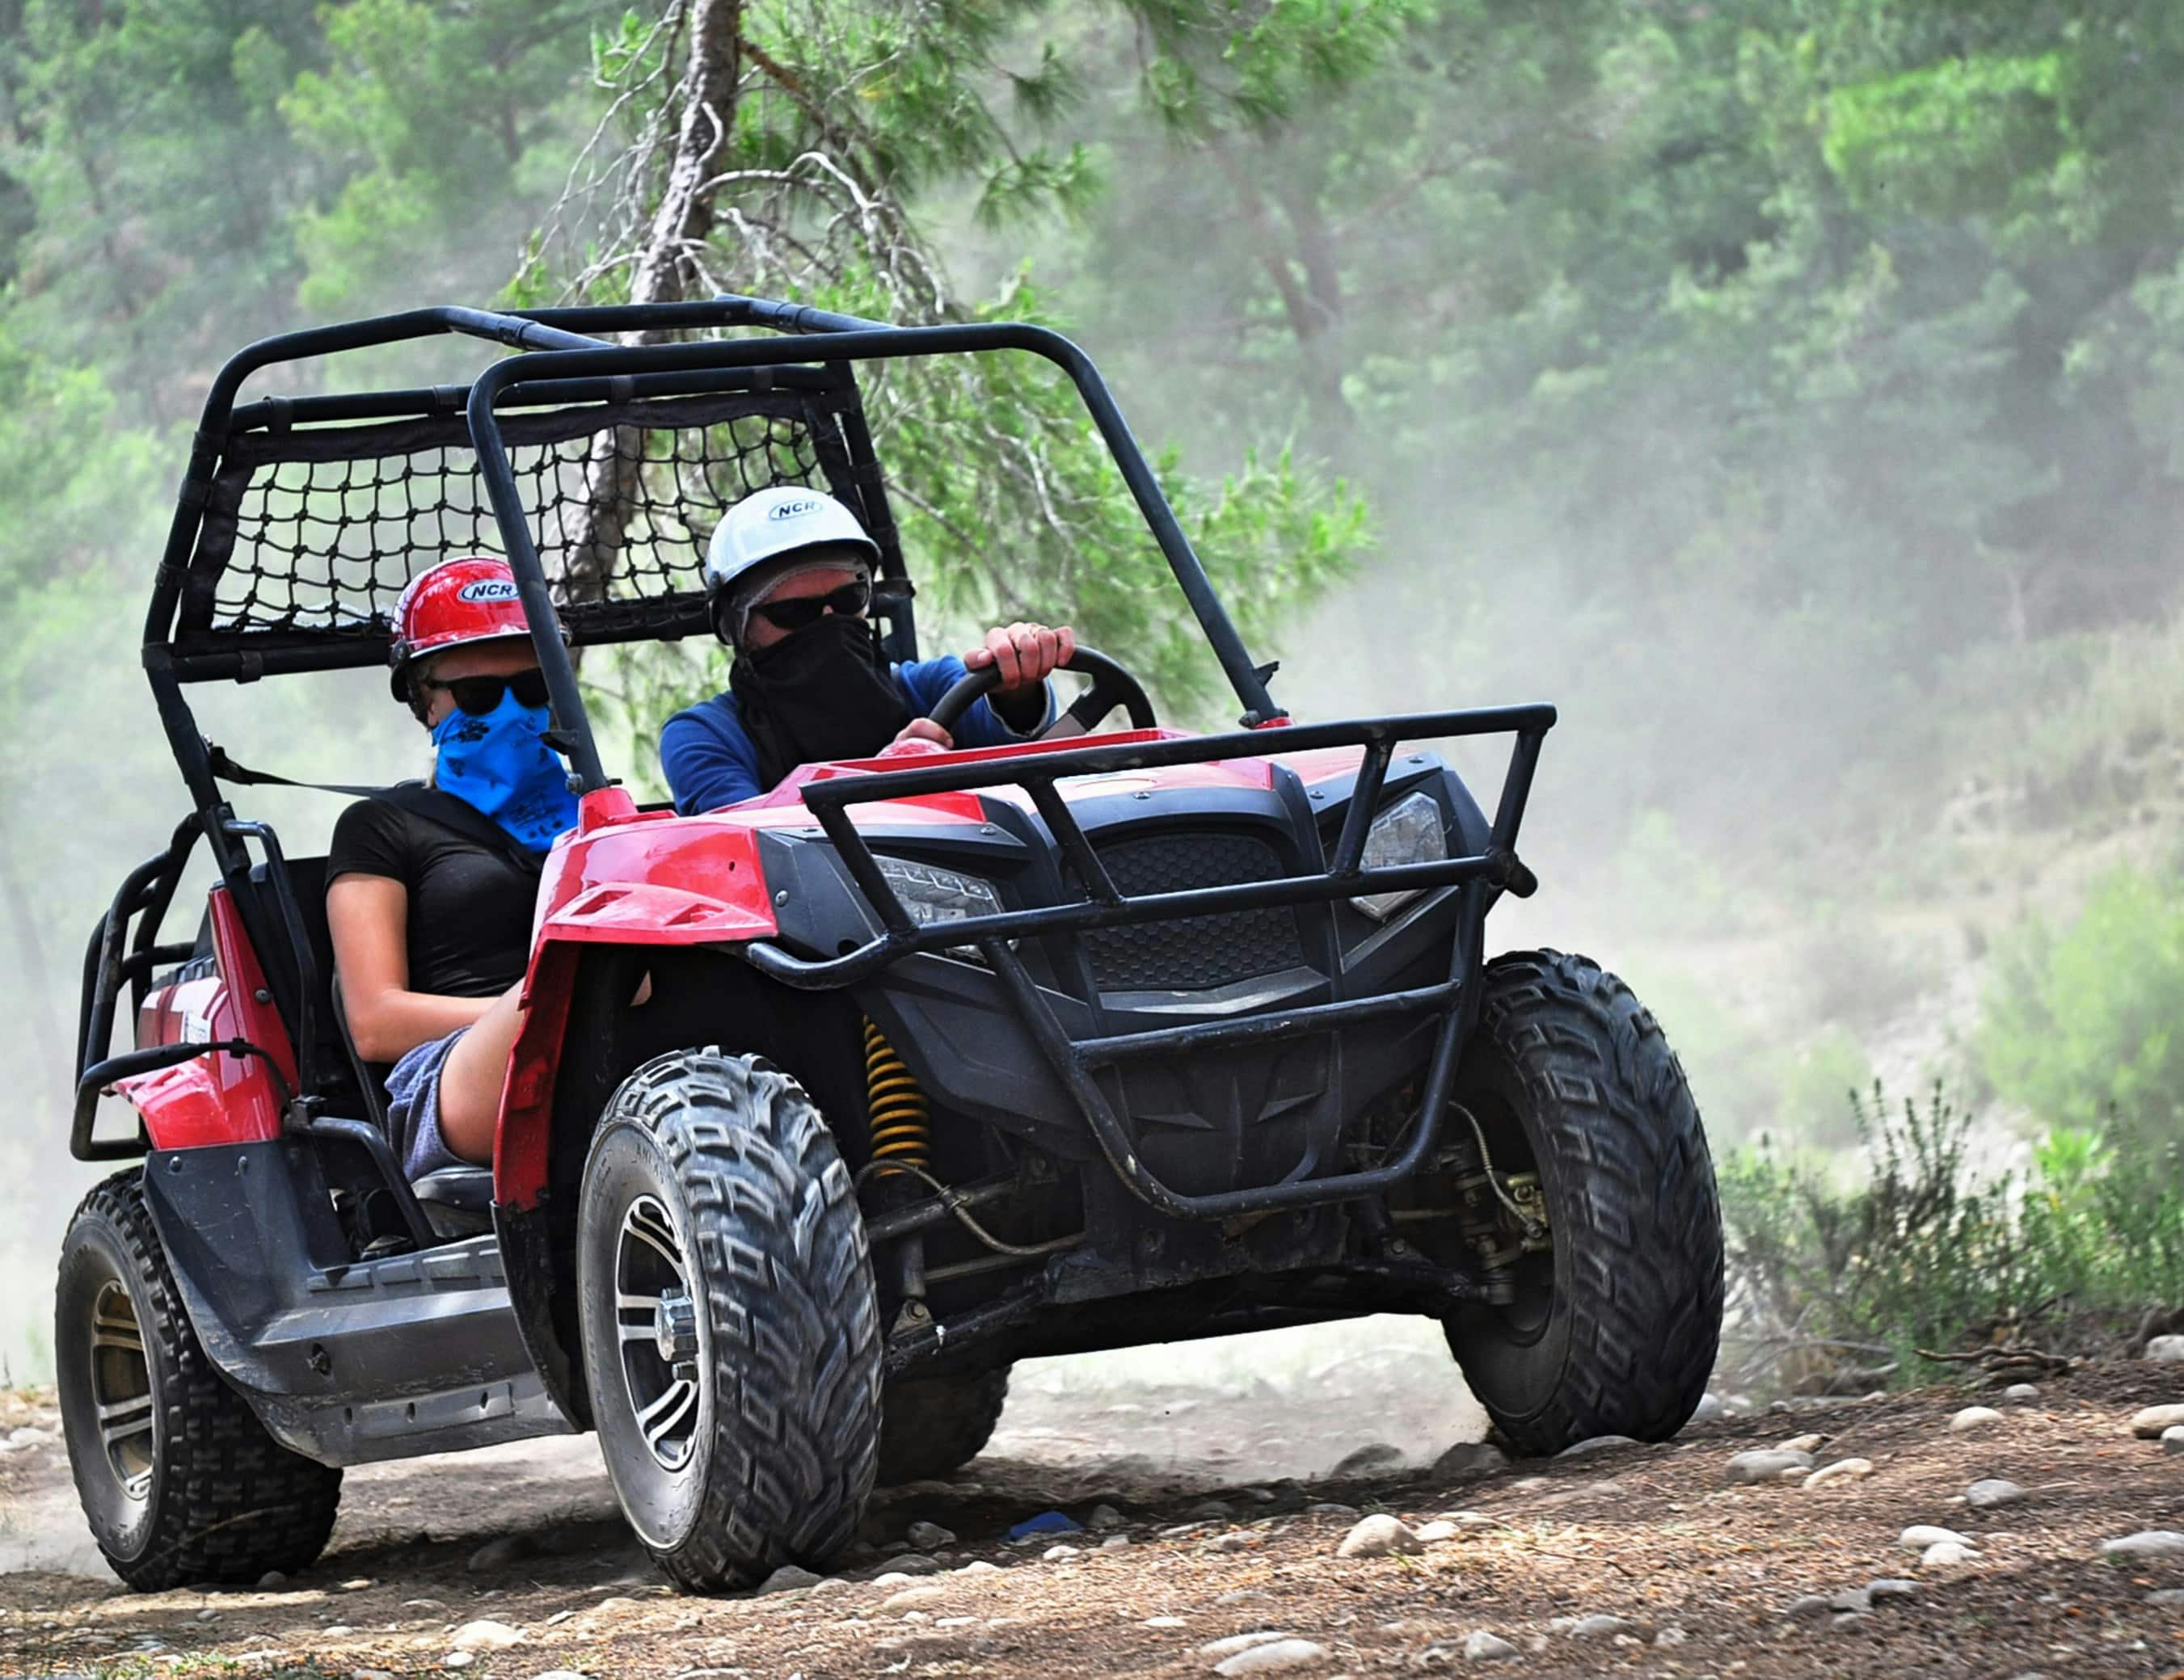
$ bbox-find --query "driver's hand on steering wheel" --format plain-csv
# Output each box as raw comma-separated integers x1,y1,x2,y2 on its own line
887,719,954,753
966,621,1075,731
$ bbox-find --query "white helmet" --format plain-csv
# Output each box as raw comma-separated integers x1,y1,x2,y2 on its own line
703,486,879,597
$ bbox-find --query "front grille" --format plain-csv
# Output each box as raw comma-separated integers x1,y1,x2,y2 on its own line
1081,832,1308,992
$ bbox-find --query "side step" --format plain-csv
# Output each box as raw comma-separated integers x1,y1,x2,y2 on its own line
144,1142,574,1466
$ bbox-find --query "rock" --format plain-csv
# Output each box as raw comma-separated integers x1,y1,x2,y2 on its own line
1777,1434,1825,1454
1556,1615,1631,1639
1920,1541,1980,1568
465,1535,537,1573
880,1585,948,1612
757,1565,823,1594
1726,1449,1814,1484
1781,1595,1833,1622
1213,1640,1329,1678
888,1553,942,1576
1898,1525,1972,1551
1830,1611,1869,1632
1803,1458,1873,1488
1655,1627,1689,1646
2147,1589,2184,1606
449,1621,522,1652
1967,1478,2027,1510
338,1580,373,1593
531,1673,588,1680
955,1561,998,1576
1306,1502,1360,1518
1559,1434,1640,1457
254,1573,287,1592
1866,1579,1916,1604
1087,1504,1125,1531
2128,1404,2184,1438
1413,1521,1459,1543
1947,1406,2004,1433
1201,1633,1292,1657
1189,1500,1236,1521
442,1655,473,1671
1431,1442,1507,1480
1462,1631,1518,1661
2098,1530,2184,1559
1145,1616,1190,1628
1828,1589,1872,1615
1207,1532,1251,1553
905,1522,956,1551
1102,1535,1131,1551
1329,1442,1405,1477
1042,1544,1081,1562
2144,1334,2184,1363
1335,1514,1420,1558
1691,1393,1724,1423
2003,1383,2040,1403
2164,1425,2184,1455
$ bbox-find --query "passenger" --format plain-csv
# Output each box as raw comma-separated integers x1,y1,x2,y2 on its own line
660,487,1073,813
325,558,578,1173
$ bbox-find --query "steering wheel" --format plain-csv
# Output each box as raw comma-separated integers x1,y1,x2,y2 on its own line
926,644,1157,741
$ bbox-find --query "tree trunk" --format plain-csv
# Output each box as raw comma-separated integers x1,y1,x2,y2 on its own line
557,0,745,629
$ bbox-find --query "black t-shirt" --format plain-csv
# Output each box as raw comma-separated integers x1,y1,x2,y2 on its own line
327,797,538,999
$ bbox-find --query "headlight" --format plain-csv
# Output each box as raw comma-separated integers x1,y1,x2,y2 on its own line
875,856,1003,958
1354,790,1447,920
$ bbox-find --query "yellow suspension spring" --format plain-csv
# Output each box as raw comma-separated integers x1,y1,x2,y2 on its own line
863,1018,931,1179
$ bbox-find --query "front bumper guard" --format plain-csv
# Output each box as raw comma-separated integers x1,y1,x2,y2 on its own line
740,705,1554,1220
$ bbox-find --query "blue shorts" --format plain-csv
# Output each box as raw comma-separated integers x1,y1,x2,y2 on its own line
383,1028,472,1180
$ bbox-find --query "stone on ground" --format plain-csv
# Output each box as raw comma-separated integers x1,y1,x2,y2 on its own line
2128,1404,2184,1438
1212,1638,1330,1677
449,1620,521,1652
1200,1632,1292,1657
1691,1392,1724,1422
1431,1442,1507,1480
1329,1442,1405,1477
2143,1334,2184,1363
2146,1589,2184,1606
1462,1630,1518,1660
1920,1541,1980,1568
1726,1449,1814,1484
2163,1425,2184,1455
1336,1514,1420,1558
1559,1434,1640,1457
2099,1530,2184,1558
1967,1478,2027,1509
1803,1458,1872,1488
757,1565,823,1594
1866,1578,1917,1603
1899,1525,1972,1551
1947,1406,2004,1433
1554,1615,1631,1639
905,1521,956,1550
2003,1383,2040,1402
1777,1434,1824,1454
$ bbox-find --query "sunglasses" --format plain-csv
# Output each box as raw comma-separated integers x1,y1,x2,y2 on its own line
748,579,871,634
423,669,551,715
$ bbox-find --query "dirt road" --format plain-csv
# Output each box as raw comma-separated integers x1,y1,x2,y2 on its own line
4,1346,2182,1679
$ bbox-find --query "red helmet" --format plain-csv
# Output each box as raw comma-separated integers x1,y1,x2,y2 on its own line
386,557,535,701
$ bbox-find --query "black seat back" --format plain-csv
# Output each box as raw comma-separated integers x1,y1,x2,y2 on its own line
245,854,383,1122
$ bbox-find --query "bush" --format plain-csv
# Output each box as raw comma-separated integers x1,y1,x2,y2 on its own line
1976,863,2184,1145
1719,1084,2184,1391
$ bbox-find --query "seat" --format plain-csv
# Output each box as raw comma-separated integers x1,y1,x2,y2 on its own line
247,855,491,1240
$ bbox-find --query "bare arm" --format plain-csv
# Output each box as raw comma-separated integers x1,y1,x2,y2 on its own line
326,872,497,1064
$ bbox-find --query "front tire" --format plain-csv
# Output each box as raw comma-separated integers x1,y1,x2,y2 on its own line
576,1049,882,1590
1440,950,1722,1453
54,1172,343,1589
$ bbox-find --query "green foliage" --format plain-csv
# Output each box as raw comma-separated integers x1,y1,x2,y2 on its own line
1823,53,2067,223
1977,863,2184,1144
1722,1084,2184,1382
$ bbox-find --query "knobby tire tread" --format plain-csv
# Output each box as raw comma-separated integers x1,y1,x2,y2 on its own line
877,1366,1011,1484
59,1173,343,1589
601,1050,881,1590
1450,949,1724,1454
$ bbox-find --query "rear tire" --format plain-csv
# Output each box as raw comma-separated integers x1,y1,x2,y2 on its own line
54,1171,343,1589
576,1049,882,1590
1440,950,1722,1453
878,1366,1011,1484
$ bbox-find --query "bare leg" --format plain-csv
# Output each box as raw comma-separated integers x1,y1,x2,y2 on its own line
436,982,528,1165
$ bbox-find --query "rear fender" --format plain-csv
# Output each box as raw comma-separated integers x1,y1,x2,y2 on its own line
117,888,295,1152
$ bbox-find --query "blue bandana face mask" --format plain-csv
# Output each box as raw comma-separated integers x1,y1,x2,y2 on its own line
430,690,580,853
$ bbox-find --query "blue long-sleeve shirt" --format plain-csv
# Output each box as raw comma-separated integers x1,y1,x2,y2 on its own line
660,656,1052,813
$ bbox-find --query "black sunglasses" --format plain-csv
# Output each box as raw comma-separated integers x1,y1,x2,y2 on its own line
422,668,551,716
749,579,871,634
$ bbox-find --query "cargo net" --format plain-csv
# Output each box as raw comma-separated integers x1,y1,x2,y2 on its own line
198,398,842,641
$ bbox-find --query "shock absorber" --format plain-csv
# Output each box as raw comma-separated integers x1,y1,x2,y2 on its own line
862,1018,932,1181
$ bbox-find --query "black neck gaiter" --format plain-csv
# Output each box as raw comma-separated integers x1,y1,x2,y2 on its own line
728,613,914,791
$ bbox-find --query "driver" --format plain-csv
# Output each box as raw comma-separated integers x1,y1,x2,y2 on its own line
660,486,1074,812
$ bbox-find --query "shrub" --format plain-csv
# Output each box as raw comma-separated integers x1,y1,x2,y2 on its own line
1976,863,2184,1146
1719,1084,2184,1390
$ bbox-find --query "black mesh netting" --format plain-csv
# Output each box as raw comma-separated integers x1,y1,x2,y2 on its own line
178,386,896,648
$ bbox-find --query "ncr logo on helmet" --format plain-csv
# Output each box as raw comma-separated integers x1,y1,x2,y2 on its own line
767,497,821,521
457,579,521,604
